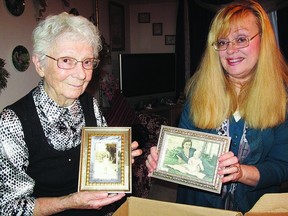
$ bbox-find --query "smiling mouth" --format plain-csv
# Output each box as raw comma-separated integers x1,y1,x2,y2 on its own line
70,83,84,88
227,57,244,64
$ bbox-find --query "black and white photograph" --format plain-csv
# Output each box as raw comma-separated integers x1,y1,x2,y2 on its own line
78,127,132,193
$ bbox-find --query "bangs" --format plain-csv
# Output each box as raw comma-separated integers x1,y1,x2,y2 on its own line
214,7,253,39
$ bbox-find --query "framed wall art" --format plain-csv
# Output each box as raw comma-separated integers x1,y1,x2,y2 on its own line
109,2,125,51
12,45,30,72
152,125,231,194
165,35,176,45
138,12,150,23
78,127,132,193
5,0,25,16
152,23,163,36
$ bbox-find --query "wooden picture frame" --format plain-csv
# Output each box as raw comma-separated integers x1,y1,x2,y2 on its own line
152,23,163,36
109,2,125,51
78,127,132,193
165,35,176,45
138,12,150,23
152,125,231,194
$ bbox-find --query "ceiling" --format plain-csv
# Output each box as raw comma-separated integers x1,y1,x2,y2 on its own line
194,0,288,12
129,0,177,4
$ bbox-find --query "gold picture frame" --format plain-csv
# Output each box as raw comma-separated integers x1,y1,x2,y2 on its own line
152,125,231,194
78,127,131,193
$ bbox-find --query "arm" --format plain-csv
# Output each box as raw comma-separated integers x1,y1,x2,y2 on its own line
218,117,288,187
33,192,125,215
0,109,35,215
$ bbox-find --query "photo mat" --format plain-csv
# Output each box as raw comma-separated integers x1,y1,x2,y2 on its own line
78,127,131,193
152,125,231,194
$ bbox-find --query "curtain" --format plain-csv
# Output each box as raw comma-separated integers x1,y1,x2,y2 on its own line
175,0,216,97
277,6,288,61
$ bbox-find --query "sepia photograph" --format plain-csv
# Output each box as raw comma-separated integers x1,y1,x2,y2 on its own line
152,125,231,194
78,127,131,193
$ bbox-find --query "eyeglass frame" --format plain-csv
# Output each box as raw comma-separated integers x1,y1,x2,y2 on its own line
212,32,260,51
45,55,100,70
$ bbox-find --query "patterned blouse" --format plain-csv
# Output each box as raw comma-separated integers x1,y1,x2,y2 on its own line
0,80,107,215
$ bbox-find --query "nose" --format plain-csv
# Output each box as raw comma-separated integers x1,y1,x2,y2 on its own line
73,63,87,80
226,41,238,54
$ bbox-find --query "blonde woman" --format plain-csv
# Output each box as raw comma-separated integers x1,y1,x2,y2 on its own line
146,0,288,213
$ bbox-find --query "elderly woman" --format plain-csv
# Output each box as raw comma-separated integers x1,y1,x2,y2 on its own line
0,13,142,215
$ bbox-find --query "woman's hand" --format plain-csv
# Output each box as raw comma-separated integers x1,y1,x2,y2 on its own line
217,151,260,186
34,191,125,215
66,191,125,210
131,141,142,164
217,151,242,183
146,146,158,176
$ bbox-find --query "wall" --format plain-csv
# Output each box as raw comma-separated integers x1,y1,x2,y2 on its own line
0,0,177,111
129,1,178,53
0,0,38,111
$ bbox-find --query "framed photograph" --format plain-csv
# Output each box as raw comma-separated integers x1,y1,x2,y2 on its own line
152,125,231,194
138,12,150,23
78,127,132,193
12,45,30,72
165,35,176,45
152,23,163,36
109,2,125,51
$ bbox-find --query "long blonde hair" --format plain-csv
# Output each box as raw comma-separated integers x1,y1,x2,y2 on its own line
185,0,288,129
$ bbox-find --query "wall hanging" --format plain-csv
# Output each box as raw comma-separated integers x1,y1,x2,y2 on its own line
12,45,30,72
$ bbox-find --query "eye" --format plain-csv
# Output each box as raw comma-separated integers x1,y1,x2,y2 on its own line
236,36,248,44
83,58,93,66
217,39,228,47
59,57,75,65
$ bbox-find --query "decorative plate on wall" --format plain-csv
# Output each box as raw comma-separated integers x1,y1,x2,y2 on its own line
12,45,30,72
5,0,25,16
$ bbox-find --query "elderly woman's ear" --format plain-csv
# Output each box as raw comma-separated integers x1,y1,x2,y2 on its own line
32,55,45,78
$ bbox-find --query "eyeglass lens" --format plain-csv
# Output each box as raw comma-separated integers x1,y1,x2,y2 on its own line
213,33,259,51
45,55,99,69
57,57,99,69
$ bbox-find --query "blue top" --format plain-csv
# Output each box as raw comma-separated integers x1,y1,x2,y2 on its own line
176,101,288,213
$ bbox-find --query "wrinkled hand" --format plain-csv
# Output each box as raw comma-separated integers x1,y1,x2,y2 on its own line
66,191,125,210
146,146,158,176
34,191,126,215
131,141,142,164
218,151,242,183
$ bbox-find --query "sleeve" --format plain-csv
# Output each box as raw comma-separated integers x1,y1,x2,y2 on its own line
254,116,288,189
0,109,35,215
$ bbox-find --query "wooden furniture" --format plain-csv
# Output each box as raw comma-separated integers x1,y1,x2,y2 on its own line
141,104,183,126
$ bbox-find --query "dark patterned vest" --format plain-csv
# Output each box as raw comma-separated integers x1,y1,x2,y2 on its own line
7,91,108,215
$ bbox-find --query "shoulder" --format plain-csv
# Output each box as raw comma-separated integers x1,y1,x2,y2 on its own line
179,100,196,129
0,108,21,124
0,108,24,149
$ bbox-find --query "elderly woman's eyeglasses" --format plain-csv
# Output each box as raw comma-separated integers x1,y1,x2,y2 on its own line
212,32,260,51
45,55,100,70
